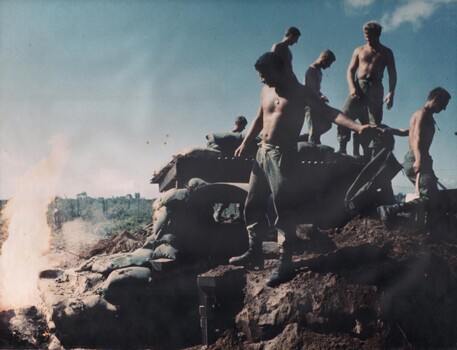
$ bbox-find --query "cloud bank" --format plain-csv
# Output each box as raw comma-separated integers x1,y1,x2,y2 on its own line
381,0,457,32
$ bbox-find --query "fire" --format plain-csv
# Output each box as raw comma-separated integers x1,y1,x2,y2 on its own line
0,135,69,310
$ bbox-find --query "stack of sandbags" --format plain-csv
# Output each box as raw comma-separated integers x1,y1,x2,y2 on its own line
206,132,260,156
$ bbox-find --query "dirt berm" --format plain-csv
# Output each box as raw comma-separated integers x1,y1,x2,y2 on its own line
3,214,457,349
190,216,457,350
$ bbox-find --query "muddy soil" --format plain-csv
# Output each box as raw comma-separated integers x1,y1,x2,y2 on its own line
2,213,457,349
195,216,457,349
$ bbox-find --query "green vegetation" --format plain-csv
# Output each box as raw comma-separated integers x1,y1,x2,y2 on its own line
49,193,154,236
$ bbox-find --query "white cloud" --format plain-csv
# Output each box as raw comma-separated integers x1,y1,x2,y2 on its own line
381,0,457,32
344,0,375,8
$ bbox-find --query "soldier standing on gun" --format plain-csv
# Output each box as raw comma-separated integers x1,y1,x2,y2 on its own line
337,21,397,155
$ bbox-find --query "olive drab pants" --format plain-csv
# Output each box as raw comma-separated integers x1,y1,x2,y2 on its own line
244,143,299,253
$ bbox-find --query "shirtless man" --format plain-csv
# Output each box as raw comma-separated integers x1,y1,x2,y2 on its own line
229,52,373,287
271,26,301,76
337,21,397,155
303,49,336,144
377,87,451,235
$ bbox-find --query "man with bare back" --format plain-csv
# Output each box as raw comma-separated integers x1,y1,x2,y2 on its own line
377,87,451,236
304,49,336,144
337,21,397,155
271,26,301,76
228,52,374,287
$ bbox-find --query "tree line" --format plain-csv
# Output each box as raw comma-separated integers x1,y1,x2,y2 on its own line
48,193,154,236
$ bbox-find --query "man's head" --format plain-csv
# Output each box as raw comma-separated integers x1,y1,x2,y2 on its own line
428,87,451,113
233,116,248,132
255,52,285,87
363,21,382,44
285,26,301,45
319,49,336,69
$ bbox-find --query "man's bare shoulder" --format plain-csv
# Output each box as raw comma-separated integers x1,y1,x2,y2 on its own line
411,108,427,123
305,65,318,77
260,85,275,100
380,44,394,57
354,44,367,54
380,43,393,51
272,41,286,52
260,84,270,95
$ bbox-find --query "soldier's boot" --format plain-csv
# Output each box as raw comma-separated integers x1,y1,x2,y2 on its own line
377,203,405,228
337,141,347,154
229,241,264,269
266,252,294,287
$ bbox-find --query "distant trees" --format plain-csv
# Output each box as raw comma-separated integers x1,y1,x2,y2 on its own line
49,194,154,236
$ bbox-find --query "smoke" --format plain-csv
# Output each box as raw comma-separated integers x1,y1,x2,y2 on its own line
0,134,69,310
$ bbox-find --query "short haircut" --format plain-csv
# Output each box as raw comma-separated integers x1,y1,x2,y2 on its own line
235,116,247,125
255,52,285,73
428,87,451,102
363,21,382,37
286,26,301,37
321,49,336,62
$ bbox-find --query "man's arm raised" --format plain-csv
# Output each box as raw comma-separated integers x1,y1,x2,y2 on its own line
333,111,374,134
304,86,374,135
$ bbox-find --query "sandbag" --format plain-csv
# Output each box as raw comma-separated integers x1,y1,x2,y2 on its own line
153,188,189,210
176,146,222,158
297,142,335,160
152,206,170,236
206,132,244,154
79,249,154,275
186,178,208,192
102,267,152,304
206,132,260,156
52,295,117,334
152,243,178,260
143,233,177,250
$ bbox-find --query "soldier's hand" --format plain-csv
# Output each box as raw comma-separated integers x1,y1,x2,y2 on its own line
358,124,377,135
397,128,409,137
413,160,421,174
384,92,394,110
349,87,360,100
234,144,245,157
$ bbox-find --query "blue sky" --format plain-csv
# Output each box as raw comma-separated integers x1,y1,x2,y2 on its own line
1,0,456,199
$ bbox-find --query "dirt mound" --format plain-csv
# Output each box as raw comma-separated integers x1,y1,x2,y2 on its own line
5,206,456,349
202,216,457,349
79,229,149,259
